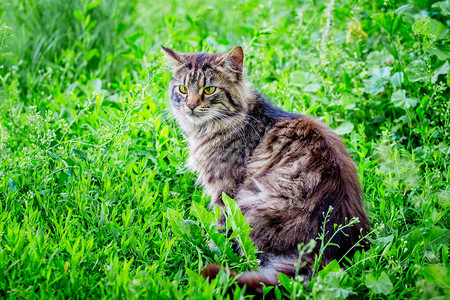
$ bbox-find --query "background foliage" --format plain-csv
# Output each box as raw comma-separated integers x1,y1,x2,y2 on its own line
0,0,449,298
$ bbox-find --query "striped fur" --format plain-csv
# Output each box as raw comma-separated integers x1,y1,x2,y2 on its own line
162,46,370,294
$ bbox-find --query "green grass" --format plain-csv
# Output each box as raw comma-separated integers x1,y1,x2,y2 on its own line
0,0,449,298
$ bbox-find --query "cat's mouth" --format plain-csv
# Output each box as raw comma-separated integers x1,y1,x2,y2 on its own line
184,110,203,119
182,110,211,124
178,107,229,127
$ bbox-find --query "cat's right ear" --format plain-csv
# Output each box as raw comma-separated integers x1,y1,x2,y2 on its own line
161,46,184,69
218,45,244,73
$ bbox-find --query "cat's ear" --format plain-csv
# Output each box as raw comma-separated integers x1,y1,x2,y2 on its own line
218,45,244,73
161,46,184,68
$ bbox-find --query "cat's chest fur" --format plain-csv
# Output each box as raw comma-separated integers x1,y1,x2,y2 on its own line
187,133,251,205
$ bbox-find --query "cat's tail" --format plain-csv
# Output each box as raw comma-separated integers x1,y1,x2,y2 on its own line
201,255,314,295
201,264,277,295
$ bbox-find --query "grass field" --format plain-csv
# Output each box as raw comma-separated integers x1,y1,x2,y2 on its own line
0,0,449,298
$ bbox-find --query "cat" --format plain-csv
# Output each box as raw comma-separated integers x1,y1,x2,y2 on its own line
162,45,370,294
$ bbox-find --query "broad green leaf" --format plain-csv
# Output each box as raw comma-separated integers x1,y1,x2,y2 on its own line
427,45,450,60
89,78,102,92
48,151,61,159
372,13,401,36
365,272,394,295
303,83,321,92
290,71,314,86
278,273,294,290
432,1,450,16
371,234,394,249
391,90,418,110
382,41,397,57
395,4,414,16
167,208,190,236
73,10,84,23
334,122,354,135
190,201,241,263
363,67,392,94
364,78,385,94
58,171,70,185
318,260,341,278
87,0,101,11
160,125,169,138
403,227,450,254
339,93,357,110
62,157,76,167
438,142,450,155
277,273,304,297
72,149,89,161
366,50,393,65
422,265,450,289
405,59,428,82
87,49,99,61
312,260,354,299
432,61,450,83
412,16,449,40
391,72,404,87
333,286,354,299
190,201,215,232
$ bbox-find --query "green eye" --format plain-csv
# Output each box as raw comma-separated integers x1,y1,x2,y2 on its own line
204,86,216,95
179,85,188,94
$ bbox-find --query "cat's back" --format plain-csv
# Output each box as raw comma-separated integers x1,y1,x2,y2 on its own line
237,114,367,256
246,114,350,182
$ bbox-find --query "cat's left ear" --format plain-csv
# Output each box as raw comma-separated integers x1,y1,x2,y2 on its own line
218,45,244,73
161,46,184,68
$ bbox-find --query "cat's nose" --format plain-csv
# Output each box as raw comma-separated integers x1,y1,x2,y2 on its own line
186,102,198,111
186,94,200,111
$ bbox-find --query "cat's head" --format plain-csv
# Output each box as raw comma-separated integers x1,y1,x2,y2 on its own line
162,46,249,133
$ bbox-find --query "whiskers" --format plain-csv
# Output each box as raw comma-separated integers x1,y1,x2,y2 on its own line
192,108,264,145
153,107,185,135
211,108,264,141
209,113,247,143
157,104,264,146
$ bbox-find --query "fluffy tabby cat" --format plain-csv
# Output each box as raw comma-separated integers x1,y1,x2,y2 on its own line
162,45,370,294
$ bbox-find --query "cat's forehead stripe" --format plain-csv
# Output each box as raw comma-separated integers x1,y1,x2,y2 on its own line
188,70,196,90
182,68,209,89
184,72,190,86
199,72,205,87
173,53,229,87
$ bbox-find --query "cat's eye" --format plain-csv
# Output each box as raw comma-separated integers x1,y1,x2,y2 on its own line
203,86,216,95
179,85,188,94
